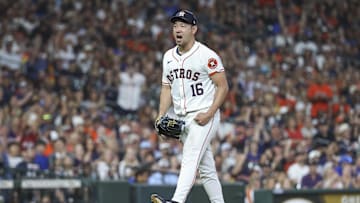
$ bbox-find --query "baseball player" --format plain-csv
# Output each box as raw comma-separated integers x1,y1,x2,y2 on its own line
151,9,229,203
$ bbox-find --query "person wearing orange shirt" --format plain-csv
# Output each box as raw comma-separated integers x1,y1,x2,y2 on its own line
307,75,333,118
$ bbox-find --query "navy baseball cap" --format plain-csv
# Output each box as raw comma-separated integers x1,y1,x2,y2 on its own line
170,10,197,25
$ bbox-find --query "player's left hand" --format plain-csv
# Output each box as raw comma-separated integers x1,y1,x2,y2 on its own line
194,112,212,126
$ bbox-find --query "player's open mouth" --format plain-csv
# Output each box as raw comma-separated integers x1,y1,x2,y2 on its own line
176,35,183,39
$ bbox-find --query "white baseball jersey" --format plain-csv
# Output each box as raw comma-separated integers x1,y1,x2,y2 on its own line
162,41,225,116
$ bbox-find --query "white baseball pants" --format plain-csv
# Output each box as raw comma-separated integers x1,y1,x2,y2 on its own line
172,110,225,203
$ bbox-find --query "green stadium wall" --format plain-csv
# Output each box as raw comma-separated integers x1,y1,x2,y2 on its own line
98,182,245,203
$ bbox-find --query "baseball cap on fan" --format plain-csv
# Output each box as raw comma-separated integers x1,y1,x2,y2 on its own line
170,10,197,25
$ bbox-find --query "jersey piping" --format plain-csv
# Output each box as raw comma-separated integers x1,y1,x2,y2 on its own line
179,44,200,114
187,117,214,201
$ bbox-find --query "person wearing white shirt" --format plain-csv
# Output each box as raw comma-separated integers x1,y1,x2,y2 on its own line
287,152,309,188
116,62,146,116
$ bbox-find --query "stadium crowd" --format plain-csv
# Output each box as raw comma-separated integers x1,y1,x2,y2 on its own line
0,0,359,202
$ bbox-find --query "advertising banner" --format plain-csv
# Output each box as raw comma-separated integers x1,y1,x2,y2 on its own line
274,192,360,203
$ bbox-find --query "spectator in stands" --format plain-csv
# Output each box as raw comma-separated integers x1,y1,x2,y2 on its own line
245,140,262,169
219,142,236,178
15,147,39,178
116,58,146,118
280,176,295,189
40,193,51,203
33,140,49,171
340,161,357,189
335,123,355,155
321,167,344,189
307,75,333,118
287,151,309,188
0,36,22,70
83,137,100,163
335,155,353,176
300,116,317,139
73,143,85,168
137,139,154,164
285,116,303,142
118,147,140,181
300,160,322,189
0,143,5,171
355,156,360,177
48,137,70,169
148,142,178,185
4,142,23,174
312,119,334,148
244,171,261,203
96,148,119,180
263,176,276,190
62,155,76,177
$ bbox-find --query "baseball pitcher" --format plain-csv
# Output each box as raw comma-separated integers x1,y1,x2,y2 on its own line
152,9,229,203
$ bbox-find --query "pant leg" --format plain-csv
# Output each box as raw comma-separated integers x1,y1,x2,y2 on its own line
199,146,225,203
172,115,216,203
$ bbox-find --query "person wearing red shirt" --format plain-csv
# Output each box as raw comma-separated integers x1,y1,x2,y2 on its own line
307,75,333,118
285,117,303,140
332,95,351,116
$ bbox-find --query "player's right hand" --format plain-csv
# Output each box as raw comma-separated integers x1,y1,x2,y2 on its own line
194,112,212,126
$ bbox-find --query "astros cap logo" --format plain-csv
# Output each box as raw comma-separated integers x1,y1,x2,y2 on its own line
170,9,197,25
178,11,185,17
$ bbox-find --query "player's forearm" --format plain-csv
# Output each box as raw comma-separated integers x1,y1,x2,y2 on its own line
209,86,228,115
207,79,229,117
158,84,172,116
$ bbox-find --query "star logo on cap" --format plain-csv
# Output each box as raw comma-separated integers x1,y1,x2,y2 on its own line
178,11,185,17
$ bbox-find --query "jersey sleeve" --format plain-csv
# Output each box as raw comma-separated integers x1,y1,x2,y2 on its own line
161,51,172,85
203,49,225,76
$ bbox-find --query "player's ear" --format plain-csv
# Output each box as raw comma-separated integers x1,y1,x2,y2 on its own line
191,25,198,34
